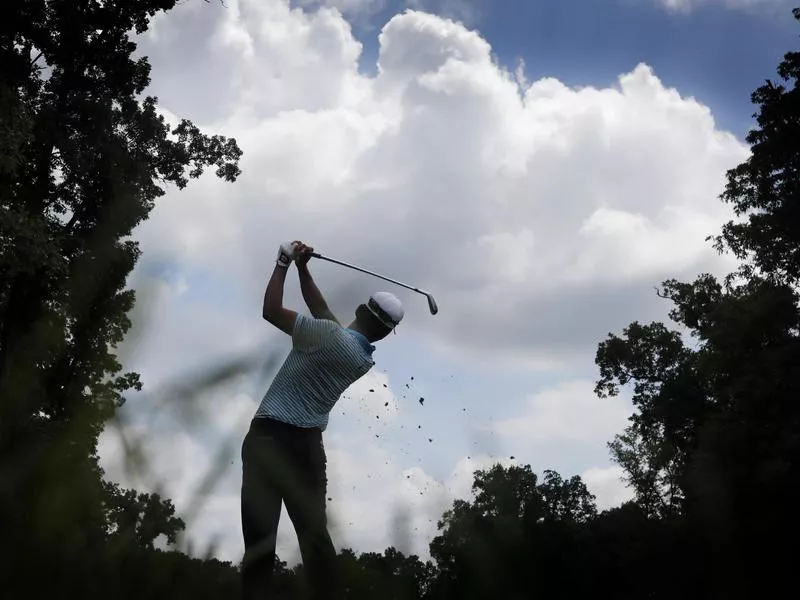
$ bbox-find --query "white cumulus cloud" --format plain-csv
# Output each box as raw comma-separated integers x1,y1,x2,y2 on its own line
488,380,631,446
98,0,753,566
134,2,745,368
581,465,635,510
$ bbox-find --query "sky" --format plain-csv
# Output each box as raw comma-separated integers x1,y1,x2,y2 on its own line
97,0,798,567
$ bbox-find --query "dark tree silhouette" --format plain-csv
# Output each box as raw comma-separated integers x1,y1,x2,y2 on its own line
0,1,241,597
714,8,800,285
595,10,800,599
428,464,598,600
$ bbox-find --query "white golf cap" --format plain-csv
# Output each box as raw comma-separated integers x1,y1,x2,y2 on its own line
366,292,404,329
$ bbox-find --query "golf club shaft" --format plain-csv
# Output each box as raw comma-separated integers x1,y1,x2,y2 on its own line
309,252,427,295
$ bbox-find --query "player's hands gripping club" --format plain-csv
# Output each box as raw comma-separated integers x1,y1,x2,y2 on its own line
276,241,300,268
294,242,314,267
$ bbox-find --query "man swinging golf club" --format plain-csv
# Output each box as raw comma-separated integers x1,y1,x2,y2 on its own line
241,240,404,600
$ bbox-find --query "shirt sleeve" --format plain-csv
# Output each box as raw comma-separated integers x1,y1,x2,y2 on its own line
292,313,337,352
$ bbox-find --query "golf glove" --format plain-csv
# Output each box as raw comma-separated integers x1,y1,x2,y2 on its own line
276,241,298,268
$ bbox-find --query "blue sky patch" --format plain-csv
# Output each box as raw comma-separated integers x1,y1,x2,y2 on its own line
349,0,799,138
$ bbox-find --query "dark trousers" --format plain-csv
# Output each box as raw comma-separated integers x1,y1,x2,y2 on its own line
240,417,339,600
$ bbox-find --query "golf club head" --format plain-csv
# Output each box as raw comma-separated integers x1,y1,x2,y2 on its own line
426,294,438,315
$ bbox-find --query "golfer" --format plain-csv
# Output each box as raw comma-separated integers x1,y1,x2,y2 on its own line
240,241,404,600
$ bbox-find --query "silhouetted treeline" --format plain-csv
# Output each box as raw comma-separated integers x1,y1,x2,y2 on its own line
1,2,798,599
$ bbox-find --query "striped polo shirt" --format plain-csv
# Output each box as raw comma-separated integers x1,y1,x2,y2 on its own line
254,313,376,430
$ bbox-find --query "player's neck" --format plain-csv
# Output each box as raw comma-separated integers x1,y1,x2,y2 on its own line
347,321,372,339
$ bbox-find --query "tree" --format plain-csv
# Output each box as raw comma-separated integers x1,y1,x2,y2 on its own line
0,0,241,442
537,469,598,524
332,547,434,600
593,10,800,598
595,319,709,517
714,8,800,285
0,0,241,594
429,464,597,600
596,275,800,598
102,480,185,550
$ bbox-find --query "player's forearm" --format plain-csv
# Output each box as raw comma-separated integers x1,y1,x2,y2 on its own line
263,264,288,318
297,264,331,317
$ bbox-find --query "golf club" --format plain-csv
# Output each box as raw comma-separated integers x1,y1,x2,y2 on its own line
309,251,439,315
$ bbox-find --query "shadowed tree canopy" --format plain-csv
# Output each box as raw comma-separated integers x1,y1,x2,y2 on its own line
0,0,241,443
714,7,800,284
594,9,800,598
102,480,185,550
428,464,598,600
595,319,705,517
0,1,241,596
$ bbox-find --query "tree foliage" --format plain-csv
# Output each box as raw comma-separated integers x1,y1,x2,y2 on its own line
1,0,241,596
593,9,800,597
714,7,800,285
428,464,598,600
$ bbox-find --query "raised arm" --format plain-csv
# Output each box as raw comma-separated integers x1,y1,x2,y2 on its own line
262,242,299,335
295,242,339,323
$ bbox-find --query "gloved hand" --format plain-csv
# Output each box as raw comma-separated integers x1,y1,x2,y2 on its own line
276,241,299,268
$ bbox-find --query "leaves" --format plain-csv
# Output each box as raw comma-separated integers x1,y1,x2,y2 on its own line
0,0,242,440
713,11,800,285
102,480,185,549
0,2,241,596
